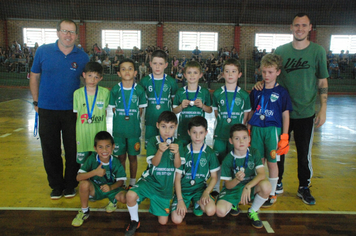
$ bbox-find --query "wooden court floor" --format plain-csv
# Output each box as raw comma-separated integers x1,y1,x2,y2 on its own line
0,87,356,235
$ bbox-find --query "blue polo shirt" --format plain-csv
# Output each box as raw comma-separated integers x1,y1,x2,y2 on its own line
248,85,293,128
31,40,89,110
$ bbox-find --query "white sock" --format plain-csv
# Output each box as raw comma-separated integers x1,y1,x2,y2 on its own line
82,207,89,213
127,203,139,222
213,169,221,192
269,177,279,196
129,178,136,186
250,194,268,212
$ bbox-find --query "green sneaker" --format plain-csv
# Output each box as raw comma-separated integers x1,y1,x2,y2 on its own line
247,208,263,229
193,205,203,217
230,205,240,216
72,209,90,227
105,202,117,213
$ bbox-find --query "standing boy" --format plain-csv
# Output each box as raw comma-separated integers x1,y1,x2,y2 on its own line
212,59,251,197
171,116,219,224
72,131,127,227
74,62,110,165
139,50,178,146
173,61,212,146
216,124,271,229
109,58,147,189
247,54,293,207
125,111,184,236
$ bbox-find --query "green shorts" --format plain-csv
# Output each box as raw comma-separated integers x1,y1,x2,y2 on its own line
145,125,159,145
217,185,255,206
90,180,126,204
76,151,92,165
113,136,141,156
171,189,214,211
129,179,171,216
251,126,280,163
213,138,234,164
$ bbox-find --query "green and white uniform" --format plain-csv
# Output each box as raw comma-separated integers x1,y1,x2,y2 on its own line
73,86,110,164
173,86,212,145
171,144,220,211
217,148,263,205
78,153,127,203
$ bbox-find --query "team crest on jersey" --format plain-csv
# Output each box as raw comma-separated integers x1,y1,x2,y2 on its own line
163,84,169,92
71,62,78,69
131,94,138,103
270,92,279,102
96,101,104,109
169,152,174,160
248,161,255,170
200,158,207,167
234,97,242,106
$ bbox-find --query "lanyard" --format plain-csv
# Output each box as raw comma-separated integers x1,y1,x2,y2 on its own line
233,149,249,172
190,143,204,181
160,135,172,144
84,86,98,120
97,154,113,183
259,83,276,115
33,112,38,137
120,82,135,117
151,74,166,105
185,86,200,101
224,86,238,119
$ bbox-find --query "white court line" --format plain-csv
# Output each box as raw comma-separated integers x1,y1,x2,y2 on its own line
0,133,12,138
13,128,24,132
263,221,274,233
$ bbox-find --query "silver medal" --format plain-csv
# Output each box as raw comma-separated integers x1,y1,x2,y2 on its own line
87,118,92,124
240,167,245,173
166,138,172,145
227,118,232,123
189,101,195,106
190,179,195,186
260,115,265,120
125,116,130,121
156,104,161,110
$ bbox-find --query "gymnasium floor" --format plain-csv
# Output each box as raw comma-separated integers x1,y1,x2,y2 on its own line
0,87,356,235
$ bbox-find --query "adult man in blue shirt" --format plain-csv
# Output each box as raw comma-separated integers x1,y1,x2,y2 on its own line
30,19,89,200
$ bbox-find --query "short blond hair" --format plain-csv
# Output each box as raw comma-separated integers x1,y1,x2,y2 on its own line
260,53,282,71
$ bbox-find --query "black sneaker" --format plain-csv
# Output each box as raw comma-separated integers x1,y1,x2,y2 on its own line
275,183,284,194
247,208,263,229
230,205,240,216
211,191,219,200
297,186,316,205
125,220,140,236
63,188,76,198
50,189,63,200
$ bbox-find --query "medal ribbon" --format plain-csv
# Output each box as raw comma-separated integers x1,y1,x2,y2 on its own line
185,86,200,101
151,74,166,106
224,86,238,119
120,82,135,118
160,135,172,143
97,154,113,183
84,86,98,121
233,149,249,171
258,83,277,116
33,112,38,137
190,143,204,181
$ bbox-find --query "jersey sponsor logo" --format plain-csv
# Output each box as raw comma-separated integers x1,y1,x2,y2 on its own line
96,101,104,109
284,58,310,73
270,93,279,102
80,114,89,124
80,114,105,124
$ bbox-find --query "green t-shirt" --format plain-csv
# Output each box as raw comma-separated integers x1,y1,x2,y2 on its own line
73,86,110,152
275,42,328,119
79,153,127,185
173,86,212,141
140,135,185,199
220,148,263,188
212,86,251,140
139,74,178,126
177,144,220,193
109,83,147,138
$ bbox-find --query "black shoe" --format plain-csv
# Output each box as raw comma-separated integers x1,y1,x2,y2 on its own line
211,191,219,200
125,220,140,236
297,186,316,205
230,205,240,216
50,189,63,200
275,183,284,194
247,208,263,229
63,188,76,198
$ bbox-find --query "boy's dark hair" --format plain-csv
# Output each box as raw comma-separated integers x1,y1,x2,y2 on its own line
94,131,114,146
223,58,242,72
260,53,283,71
184,61,202,73
84,61,103,76
229,124,248,138
57,19,78,34
293,13,311,24
151,49,168,62
157,111,178,124
188,116,207,131
118,58,136,71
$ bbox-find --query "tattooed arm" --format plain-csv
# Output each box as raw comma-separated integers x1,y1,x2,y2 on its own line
315,78,328,128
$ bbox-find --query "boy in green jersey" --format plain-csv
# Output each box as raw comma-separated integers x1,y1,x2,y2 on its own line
173,61,212,146
73,62,110,165
125,111,184,236
211,59,251,197
72,131,127,227
171,116,219,224
216,124,271,229
139,50,178,146
109,58,147,189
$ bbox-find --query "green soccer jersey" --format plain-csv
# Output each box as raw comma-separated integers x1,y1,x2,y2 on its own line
73,86,110,153
139,74,178,126
109,83,147,138
141,135,185,199
78,153,127,185
220,148,263,188
275,42,329,119
173,86,212,141
212,86,251,140
177,144,220,193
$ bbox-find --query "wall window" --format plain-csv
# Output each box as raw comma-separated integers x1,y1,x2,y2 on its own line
255,33,293,52
23,28,57,47
179,31,218,51
330,35,356,54
102,30,141,50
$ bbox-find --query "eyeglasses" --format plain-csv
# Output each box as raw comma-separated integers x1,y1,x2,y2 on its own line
60,29,76,35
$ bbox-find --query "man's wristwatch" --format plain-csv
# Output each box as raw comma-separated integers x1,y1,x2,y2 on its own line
33,101,38,106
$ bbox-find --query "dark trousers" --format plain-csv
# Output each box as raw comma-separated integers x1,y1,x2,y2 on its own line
38,108,79,190
278,115,315,187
